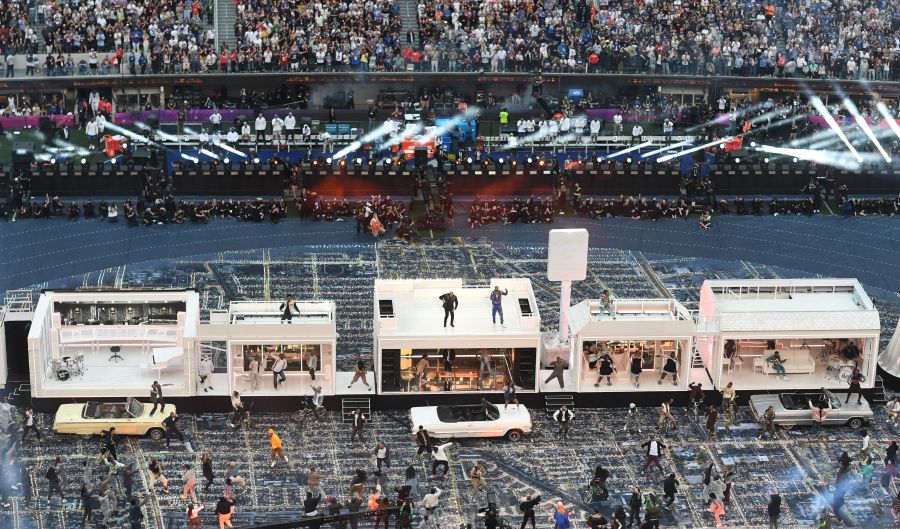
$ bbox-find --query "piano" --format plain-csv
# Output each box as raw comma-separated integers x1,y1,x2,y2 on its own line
151,347,184,379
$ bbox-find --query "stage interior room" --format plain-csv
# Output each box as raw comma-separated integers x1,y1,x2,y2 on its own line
202,300,337,396
698,279,881,391
550,298,695,392
27,289,200,398
373,278,542,394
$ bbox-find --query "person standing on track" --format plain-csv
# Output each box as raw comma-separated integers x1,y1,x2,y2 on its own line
268,428,289,467
350,408,367,446
553,405,574,439
414,426,431,459
519,494,540,529
758,406,777,440
658,398,676,431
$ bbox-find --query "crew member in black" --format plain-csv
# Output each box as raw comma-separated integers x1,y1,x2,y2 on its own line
103,427,120,461
519,494,540,529
439,292,458,327
280,294,300,323
663,473,679,507
591,465,610,501
163,412,186,449
846,367,864,404
415,426,432,457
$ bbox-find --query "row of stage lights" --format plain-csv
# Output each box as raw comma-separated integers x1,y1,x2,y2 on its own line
40,154,802,169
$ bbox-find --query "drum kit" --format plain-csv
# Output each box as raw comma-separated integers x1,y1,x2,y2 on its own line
826,356,860,383
56,354,85,381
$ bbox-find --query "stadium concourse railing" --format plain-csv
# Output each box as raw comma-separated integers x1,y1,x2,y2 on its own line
2,70,900,95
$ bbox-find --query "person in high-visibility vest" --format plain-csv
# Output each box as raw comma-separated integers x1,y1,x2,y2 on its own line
499,108,509,130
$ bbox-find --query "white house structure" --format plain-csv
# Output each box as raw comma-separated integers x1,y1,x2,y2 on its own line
564,298,695,392
27,289,200,398
373,278,541,394
198,300,337,396
697,279,880,391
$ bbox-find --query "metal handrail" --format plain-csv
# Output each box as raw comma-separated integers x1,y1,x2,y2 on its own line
3,290,33,313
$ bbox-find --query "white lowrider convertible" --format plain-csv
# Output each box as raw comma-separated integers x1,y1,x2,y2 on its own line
54,397,171,440
410,399,532,441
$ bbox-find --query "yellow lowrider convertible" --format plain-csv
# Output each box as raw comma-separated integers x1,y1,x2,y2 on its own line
53,397,171,440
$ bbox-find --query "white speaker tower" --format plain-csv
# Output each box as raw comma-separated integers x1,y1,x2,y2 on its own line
547,228,589,344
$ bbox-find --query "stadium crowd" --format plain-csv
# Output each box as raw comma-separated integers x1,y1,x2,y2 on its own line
1,0,899,79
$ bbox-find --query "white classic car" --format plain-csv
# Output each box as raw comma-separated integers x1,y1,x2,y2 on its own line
53,397,171,440
410,399,532,441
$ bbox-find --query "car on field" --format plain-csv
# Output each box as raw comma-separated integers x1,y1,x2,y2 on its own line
749,389,872,429
53,397,172,440
410,399,532,441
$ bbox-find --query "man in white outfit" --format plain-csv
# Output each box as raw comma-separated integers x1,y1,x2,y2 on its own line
420,487,442,529
210,110,222,132
613,112,623,136
271,114,285,145
86,118,99,149
284,112,296,143
254,114,267,143
590,118,601,141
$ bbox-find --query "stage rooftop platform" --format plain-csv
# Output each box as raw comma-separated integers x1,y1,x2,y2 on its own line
374,278,540,339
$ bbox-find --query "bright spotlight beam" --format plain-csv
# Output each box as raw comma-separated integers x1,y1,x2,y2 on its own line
656,137,731,163
380,123,424,150
198,148,219,160
754,144,881,171
641,140,693,158
843,99,891,162
102,122,155,145
335,121,406,160
180,153,200,163
218,142,248,158
876,102,900,143
607,140,654,159
136,122,181,142
808,96,862,162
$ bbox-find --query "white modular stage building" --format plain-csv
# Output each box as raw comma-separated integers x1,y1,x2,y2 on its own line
27,290,200,398
373,278,541,395
697,279,880,391
565,298,695,392
200,300,337,396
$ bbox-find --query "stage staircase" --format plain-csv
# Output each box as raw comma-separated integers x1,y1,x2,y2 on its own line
544,394,574,417
5,381,31,407
872,376,888,405
342,397,371,422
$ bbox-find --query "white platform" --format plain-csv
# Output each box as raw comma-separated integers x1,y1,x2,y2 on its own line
718,358,851,391
375,279,540,339
232,371,333,396
336,371,376,394
567,368,699,393
384,296,531,336
42,348,186,396
539,370,577,392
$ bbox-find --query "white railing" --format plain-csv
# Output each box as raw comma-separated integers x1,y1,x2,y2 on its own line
3,290,33,312
59,325,179,344
690,311,720,333
228,300,334,323
588,298,692,321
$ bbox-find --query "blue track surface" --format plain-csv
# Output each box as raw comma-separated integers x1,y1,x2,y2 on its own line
1,214,898,297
